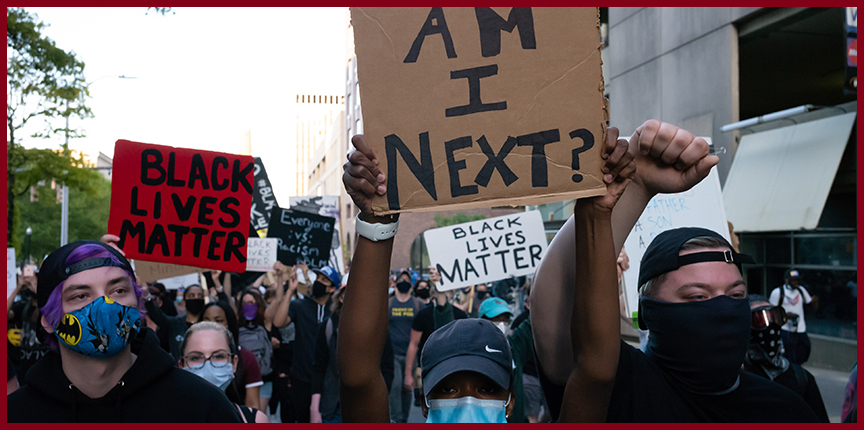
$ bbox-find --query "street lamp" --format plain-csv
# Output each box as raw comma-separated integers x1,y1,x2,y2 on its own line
24,226,32,265
60,75,136,246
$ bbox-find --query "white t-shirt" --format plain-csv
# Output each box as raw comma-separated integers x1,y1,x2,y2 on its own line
769,285,812,333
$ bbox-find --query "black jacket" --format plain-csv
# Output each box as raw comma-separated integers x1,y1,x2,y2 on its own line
7,328,241,423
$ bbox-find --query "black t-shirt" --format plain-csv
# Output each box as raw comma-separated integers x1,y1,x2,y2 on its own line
288,295,331,383
388,296,419,356
743,361,830,423
411,303,468,354
511,308,537,377
7,299,50,384
542,340,820,422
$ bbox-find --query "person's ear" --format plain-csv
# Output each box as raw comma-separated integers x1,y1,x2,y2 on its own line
232,354,239,374
420,394,429,418
505,389,515,420
41,315,54,335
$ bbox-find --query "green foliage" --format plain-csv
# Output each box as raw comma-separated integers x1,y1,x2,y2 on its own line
14,172,111,265
434,212,486,228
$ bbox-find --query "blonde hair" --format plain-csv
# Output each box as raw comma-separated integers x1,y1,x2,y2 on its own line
180,321,237,357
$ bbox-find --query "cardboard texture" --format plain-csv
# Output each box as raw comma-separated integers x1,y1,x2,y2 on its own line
133,260,205,284
266,207,336,269
108,140,254,272
351,7,608,214
424,210,548,291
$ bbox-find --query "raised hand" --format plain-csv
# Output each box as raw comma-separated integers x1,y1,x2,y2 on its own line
629,119,719,195
591,127,636,213
100,234,125,256
343,135,386,215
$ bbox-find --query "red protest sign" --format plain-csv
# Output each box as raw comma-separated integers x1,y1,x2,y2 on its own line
108,140,254,272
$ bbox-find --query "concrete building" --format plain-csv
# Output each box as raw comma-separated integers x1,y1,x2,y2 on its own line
545,6,857,370
294,93,344,197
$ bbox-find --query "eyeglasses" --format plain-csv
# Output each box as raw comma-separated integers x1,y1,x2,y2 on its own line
750,305,786,329
183,351,233,369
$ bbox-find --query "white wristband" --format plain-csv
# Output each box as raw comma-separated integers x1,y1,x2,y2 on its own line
355,214,399,242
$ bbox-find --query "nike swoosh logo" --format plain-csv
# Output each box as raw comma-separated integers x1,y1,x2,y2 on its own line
485,345,502,353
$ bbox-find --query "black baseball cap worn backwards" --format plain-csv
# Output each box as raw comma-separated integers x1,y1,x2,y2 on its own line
638,227,755,287
420,318,513,396
37,240,134,308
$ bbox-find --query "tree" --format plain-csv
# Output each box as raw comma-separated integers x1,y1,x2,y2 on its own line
7,7,93,243
14,170,111,264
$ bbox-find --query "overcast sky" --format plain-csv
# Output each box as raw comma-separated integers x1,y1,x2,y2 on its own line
14,7,350,198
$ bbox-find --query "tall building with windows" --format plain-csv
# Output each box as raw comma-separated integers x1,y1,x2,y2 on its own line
294,93,344,197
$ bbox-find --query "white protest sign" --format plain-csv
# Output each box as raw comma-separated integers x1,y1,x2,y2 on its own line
7,248,16,299
621,160,730,318
425,211,548,291
157,272,202,291
246,238,278,272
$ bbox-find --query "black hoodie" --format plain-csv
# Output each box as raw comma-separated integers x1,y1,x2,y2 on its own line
7,328,241,423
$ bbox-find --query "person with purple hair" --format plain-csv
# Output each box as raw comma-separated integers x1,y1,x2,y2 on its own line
7,240,241,422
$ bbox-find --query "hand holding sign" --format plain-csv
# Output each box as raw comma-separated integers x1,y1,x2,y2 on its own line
592,127,636,213
343,135,387,215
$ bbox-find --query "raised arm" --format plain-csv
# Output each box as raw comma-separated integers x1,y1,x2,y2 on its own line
272,264,298,328
264,262,288,326
531,120,718,387
559,127,634,422
338,135,395,423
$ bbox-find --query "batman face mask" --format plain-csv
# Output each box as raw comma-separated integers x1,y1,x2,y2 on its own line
54,296,141,357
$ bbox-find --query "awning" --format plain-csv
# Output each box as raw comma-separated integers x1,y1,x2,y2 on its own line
723,112,857,232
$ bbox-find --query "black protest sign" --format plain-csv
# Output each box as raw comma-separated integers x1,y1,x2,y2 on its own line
351,7,607,214
266,207,335,269
250,157,278,231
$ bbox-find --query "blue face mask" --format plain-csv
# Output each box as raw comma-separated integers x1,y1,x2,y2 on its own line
426,395,510,423
184,361,234,391
54,296,141,357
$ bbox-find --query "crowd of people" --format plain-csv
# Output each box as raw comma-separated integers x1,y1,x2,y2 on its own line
6,120,857,423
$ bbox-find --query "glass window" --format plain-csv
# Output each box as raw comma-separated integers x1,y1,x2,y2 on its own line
794,235,856,267
739,235,764,264
764,237,791,264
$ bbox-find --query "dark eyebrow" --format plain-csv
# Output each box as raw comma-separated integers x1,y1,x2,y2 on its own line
676,280,746,293
108,276,131,286
64,284,93,293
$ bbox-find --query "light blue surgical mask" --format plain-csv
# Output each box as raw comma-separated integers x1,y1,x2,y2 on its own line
184,361,234,391
425,395,510,423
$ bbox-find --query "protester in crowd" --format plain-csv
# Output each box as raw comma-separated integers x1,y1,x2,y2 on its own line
311,282,395,423
388,278,421,422
403,282,468,401
273,264,339,422
842,363,857,423
7,268,50,385
769,269,814,365
238,288,274,414
556,206,820,421
510,288,549,423
478,297,513,335
151,282,178,317
743,295,829,422
143,285,171,353
335,130,633,422
200,300,263,410
143,282,206,361
7,240,241,422
208,270,238,315
414,279,433,306
180,321,269,422
7,356,19,395
267,262,299,424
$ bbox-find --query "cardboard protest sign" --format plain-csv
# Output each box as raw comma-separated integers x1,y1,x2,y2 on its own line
289,195,345,273
621,155,730,319
266,207,336,269
7,248,15,299
351,7,608,215
424,210,548,291
108,140,254,272
245,238,279,272
250,157,279,233
133,260,205,284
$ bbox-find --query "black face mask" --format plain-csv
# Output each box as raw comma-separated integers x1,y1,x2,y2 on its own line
312,281,330,298
747,323,786,369
475,290,488,301
415,288,430,299
185,298,205,315
396,281,412,294
20,288,36,299
641,295,750,394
